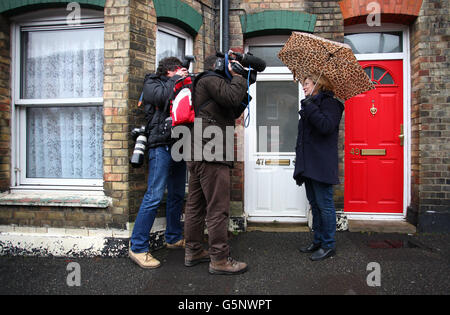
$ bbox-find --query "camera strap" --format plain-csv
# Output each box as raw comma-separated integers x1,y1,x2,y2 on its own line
137,91,144,107
243,66,252,128
224,54,233,81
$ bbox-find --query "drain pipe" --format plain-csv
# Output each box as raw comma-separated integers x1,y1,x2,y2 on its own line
219,0,223,52
221,0,230,53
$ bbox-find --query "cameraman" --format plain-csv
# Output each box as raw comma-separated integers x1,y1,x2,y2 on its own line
129,57,188,269
184,55,249,275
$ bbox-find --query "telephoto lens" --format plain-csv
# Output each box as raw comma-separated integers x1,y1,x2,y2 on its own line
130,126,148,168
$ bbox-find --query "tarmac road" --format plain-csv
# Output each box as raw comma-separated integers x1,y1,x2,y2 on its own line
1,231,449,297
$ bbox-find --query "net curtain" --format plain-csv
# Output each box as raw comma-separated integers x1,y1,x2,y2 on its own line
23,28,103,179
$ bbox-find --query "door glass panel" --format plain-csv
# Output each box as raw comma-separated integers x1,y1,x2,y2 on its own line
365,66,395,85
248,46,284,67
344,32,402,54
256,81,299,153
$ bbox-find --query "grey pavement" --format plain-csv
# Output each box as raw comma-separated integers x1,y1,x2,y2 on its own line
1,231,449,297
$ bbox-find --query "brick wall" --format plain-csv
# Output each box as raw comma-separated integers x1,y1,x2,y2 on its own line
0,14,10,192
0,205,114,228
339,0,422,25
103,0,133,228
410,0,450,231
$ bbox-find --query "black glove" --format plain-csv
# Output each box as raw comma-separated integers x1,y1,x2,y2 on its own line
300,96,314,108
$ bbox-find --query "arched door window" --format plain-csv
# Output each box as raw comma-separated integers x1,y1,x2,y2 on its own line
364,66,395,85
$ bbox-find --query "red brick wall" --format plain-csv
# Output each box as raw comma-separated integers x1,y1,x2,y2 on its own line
339,0,423,25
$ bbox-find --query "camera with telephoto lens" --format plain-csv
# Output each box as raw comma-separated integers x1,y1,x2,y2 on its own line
214,50,266,84
130,125,148,168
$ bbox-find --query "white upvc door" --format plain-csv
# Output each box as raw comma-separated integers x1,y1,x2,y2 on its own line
244,72,309,223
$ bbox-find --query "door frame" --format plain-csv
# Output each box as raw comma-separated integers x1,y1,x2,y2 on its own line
243,36,309,223
244,73,308,223
344,24,411,220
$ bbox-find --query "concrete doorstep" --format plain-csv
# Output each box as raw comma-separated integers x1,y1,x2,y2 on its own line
247,223,310,233
348,220,417,234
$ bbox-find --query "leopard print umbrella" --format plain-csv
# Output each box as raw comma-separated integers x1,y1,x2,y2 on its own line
278,32,375,101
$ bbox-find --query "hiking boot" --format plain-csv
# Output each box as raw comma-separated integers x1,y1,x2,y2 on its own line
185,249,210,267
129,249,161,269
166,238,185,249
209,257,248,275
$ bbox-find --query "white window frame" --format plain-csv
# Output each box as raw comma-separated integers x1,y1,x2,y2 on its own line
10,9,104,191
156,22,193,71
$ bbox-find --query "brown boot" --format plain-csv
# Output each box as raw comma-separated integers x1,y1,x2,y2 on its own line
184,249,210,267
209,257,248,275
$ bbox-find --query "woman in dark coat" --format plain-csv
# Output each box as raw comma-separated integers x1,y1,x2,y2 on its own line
294,73,344,261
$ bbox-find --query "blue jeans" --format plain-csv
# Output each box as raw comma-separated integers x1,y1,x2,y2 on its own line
130,145,186,253
304,178,336,250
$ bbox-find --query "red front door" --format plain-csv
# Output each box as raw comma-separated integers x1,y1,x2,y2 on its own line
344,60,404,214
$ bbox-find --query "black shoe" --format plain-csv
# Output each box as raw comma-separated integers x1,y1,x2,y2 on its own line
310,248,336,261
299,243,321,253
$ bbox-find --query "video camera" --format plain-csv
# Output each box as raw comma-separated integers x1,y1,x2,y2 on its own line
214,50,266,84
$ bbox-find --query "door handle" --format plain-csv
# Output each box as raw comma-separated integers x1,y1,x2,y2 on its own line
399,124,404,146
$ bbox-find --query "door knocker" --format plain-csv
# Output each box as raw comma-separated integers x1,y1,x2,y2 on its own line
370,100,377,116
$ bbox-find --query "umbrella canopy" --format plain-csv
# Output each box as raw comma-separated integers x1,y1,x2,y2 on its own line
278,32,375,101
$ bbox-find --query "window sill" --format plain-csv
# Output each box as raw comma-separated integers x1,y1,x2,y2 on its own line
0,191,112,208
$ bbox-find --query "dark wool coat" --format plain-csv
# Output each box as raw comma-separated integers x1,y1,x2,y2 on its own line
293,91,345,186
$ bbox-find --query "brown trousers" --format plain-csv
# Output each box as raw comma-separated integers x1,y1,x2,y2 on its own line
184,161,230,262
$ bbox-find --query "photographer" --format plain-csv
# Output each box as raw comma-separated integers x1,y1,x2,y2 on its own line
183,55,249,275
129,57,188,269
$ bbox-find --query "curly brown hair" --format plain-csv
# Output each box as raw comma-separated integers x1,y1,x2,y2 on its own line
156,57,183,77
